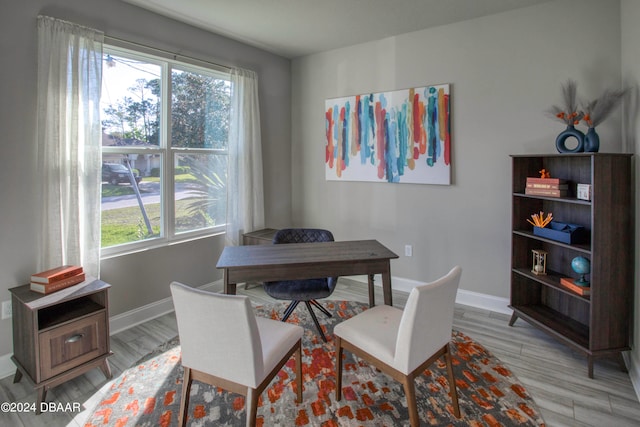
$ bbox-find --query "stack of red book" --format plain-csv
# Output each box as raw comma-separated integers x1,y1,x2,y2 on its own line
525,177,568,197
30,265,85,294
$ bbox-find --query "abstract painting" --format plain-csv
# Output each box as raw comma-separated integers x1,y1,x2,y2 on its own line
325,84,451,185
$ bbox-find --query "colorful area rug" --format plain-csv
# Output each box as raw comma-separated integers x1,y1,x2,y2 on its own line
84,300,545,426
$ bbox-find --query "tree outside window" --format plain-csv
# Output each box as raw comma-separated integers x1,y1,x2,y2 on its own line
100,48,230,251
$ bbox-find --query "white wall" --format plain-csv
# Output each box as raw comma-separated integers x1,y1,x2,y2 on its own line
621,0,640,400
292,0,622,297
0,0,292,356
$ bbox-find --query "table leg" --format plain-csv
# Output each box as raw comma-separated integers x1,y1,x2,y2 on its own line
367,274,375,307
381,264,393,306
223,269,237,295
100,359,113,379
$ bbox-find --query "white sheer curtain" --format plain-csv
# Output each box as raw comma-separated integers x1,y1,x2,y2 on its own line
36,16,103,277
225,68,265,246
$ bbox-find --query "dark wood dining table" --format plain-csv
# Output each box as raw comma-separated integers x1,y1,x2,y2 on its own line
216,239,399,306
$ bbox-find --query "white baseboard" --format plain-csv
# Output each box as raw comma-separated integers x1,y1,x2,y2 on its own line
109,281,223,334
0,353,15,381
347,274,513,315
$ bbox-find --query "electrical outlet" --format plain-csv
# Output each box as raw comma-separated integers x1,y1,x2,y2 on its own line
1,300,11,320
404,245,413,257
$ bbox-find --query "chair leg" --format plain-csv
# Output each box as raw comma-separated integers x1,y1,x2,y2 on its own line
178,367,193,427
445,344,461,418
304,301,328,342
281,300,301,322
295,342,302,403
402,377,419,427
335,336,343,401
309,299,332,318
246,387,259,427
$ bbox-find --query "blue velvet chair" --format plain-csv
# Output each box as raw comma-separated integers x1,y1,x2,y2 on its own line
263,228,338,342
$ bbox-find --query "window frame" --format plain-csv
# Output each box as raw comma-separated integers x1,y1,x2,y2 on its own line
100,44,230,258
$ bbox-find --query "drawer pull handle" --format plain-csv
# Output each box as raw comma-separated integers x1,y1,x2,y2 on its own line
65,334,85,344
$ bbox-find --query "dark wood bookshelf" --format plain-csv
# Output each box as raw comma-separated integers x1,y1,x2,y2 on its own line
509,153,633,378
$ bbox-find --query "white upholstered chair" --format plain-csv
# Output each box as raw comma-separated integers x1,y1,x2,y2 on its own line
170,282,304,427
334,266,462,426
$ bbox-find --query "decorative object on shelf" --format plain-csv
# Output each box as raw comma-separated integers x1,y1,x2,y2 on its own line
532,221,586,244
525,176,567,198
583,127,600,153
576,183,591,201
539,169,550,179
525,184,567,197
581,88,628,153
30,264,86,294
560,277,590,296
555,125,585,153
527,211,553,228
571,256,591,286
531,249,547,275
547,80,585,153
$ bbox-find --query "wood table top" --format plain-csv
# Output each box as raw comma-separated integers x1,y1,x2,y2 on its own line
216,239,398,269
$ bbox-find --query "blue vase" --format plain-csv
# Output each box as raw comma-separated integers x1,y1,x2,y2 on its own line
555,125,585,153
584,127,600,152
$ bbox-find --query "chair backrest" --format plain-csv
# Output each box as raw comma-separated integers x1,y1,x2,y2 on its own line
394,266,462,374
272,228,338,290
273,228,334,244
170,282,264,388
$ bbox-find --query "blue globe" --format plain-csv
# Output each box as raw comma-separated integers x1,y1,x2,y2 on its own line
571,256,590,286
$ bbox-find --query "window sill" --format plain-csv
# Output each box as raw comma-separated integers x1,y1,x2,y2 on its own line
100,229,225,260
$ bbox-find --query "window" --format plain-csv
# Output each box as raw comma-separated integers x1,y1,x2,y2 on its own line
100,46,230,253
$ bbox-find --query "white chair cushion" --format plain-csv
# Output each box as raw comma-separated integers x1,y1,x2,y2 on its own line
256,317,304,377
333,305,402,368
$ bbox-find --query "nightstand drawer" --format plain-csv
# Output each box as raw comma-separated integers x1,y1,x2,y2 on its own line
38,311,108,381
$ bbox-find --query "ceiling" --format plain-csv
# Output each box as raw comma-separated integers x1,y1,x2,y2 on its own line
122,0,552,59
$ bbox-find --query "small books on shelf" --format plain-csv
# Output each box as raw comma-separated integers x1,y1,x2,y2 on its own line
560,277,590,296
526,177,566,185
525,177,568,197
30,265,85,294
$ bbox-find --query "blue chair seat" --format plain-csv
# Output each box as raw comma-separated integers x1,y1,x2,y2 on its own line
263,278,334,301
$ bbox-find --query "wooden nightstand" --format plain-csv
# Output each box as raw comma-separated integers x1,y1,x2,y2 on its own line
242,228,278,245
9,279,113,414
242,228,278,289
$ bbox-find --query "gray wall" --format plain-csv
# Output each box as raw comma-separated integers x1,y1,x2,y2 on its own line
291,0,623,294
0,0,292,355
291,0,636,379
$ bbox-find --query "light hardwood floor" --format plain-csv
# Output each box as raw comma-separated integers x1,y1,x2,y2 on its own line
1,279,639,426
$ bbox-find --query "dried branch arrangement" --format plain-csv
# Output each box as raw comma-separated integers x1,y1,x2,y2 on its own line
582,88,628,128
546,80,583,126
546,79,629,128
